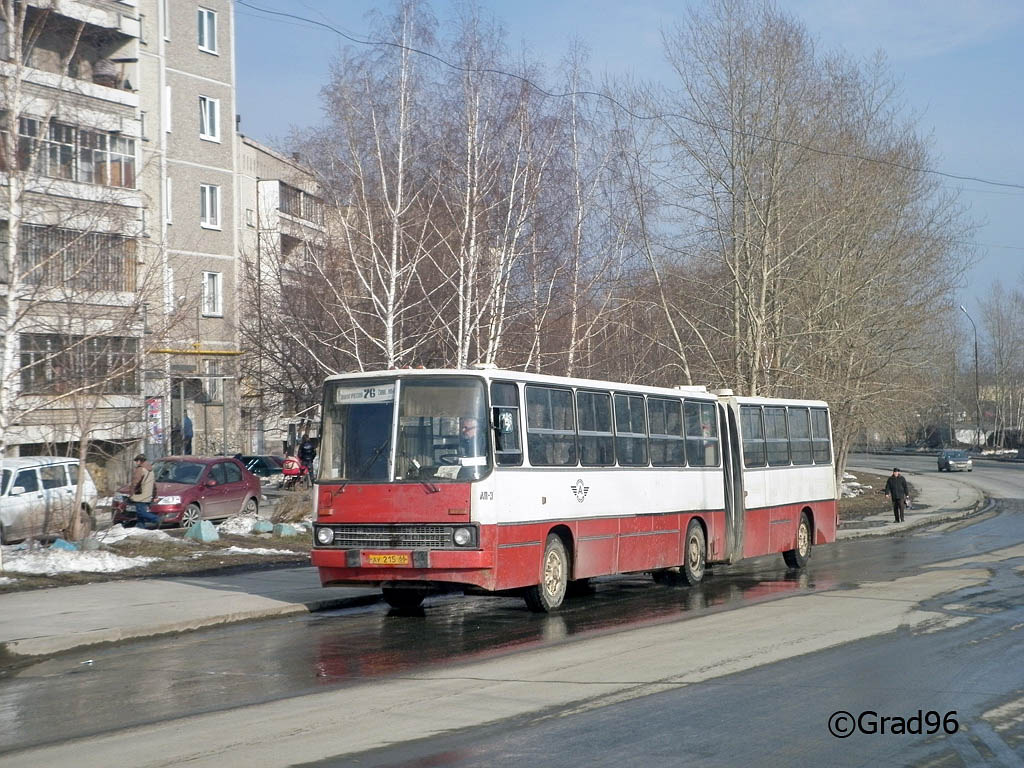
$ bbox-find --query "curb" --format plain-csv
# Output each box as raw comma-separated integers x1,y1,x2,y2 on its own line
0,591,382,661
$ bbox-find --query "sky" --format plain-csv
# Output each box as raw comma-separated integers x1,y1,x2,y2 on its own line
233,0,1024,315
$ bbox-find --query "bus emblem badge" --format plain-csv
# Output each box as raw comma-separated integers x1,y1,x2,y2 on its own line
570,480,589,503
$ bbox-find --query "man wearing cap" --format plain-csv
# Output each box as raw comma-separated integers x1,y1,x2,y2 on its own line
129,454,160,529
883,467,910,523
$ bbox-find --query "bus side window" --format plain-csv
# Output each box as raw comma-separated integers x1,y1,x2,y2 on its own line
525,386,577,467
577,390,614,466
491,381,522,466
650,397,685,466
811,408,832,464
764,406,790,466
788,407,812,465
685,400,719,466
614,393,648,466
740,405,766,468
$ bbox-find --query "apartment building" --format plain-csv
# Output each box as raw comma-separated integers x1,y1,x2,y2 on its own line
137,0,241,458
236,135,325,454
0,0,146,479
2,1,326,476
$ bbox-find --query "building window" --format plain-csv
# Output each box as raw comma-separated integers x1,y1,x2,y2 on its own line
8,117,135,188
280,182,324,224
12,223,137,292
197,8,217,53
164,176,173,224
202,271,222,316
200,184,220,229
20,334,140,395
198,96,219,141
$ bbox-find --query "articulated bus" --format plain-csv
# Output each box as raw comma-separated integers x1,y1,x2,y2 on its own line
310,368,838,612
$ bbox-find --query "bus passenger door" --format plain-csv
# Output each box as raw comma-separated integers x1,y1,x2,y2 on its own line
719,402,745,564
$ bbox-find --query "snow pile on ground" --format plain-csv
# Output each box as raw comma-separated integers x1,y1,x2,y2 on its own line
0,576,17,585
217,515,260,535
92,524,177,545
221,546,299,556
2,548,160,575
841,472,872,498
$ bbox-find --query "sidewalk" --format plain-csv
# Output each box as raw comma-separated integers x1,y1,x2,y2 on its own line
0,470,986,661
837,465,985,540
0,568,381,659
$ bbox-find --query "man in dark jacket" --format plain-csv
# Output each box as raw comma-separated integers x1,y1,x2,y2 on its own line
884,467,910,523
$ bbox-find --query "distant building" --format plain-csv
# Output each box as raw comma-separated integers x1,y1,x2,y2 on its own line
236,136,325,454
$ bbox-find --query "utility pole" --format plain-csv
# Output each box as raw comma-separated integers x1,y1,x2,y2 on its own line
960,305,981,451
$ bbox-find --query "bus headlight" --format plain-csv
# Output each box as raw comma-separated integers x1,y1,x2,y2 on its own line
315,527,335,545
453,527,472,547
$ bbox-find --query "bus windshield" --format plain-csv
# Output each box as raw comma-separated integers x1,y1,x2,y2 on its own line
319,377,489,483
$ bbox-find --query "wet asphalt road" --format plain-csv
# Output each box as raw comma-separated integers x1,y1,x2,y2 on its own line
1,456,1022,761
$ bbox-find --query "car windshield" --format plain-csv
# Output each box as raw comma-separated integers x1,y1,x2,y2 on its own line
946,451,968,458
152,461,205,485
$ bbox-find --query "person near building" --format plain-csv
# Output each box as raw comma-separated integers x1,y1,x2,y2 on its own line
298,435,316,472
183,414,193,455
130,454,160,529
883,467,910,523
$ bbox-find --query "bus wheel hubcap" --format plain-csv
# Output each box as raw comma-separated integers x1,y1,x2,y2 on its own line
799,523,809,555
544,551,563,596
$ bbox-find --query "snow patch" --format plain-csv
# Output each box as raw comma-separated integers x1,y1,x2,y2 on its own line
92,524,178,545
2,549,160,575
217,515,260,536
221,546,299,556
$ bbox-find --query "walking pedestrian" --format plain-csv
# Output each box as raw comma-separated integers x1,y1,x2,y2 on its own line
884,467,910,523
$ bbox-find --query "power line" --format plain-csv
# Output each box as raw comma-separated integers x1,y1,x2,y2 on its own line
236,0,1024,192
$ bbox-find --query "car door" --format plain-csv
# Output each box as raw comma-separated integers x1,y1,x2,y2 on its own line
220,461,247,515
38,463,73,536
8,468,44,540
203,462,231,519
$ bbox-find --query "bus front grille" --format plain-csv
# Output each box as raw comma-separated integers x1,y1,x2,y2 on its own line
326,524,452,549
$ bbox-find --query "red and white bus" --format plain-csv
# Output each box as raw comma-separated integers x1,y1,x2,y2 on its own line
310,368,837,611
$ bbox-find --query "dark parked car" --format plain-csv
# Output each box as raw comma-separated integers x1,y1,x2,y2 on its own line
238,455,285,480
937,449,973,472
113,456,260,529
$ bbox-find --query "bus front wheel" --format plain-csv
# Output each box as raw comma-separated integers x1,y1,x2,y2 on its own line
524,534,569,612
783,513,812,569
382,587,425,610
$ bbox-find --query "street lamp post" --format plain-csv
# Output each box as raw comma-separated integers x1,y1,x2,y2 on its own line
959,305,981,451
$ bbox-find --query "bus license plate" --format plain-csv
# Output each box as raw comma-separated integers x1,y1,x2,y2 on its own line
367,553,410,566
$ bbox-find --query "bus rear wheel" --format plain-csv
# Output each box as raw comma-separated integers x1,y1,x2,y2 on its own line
681,519,706,585
524,534,569,613
382,587,425,610
783,513,812,569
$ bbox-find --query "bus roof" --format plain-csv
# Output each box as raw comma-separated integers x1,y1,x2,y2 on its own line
322,368,722,401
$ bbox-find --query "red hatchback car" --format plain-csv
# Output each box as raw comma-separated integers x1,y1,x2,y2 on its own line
114,456,260,529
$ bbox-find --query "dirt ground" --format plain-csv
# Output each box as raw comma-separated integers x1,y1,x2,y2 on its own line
839,469,917,520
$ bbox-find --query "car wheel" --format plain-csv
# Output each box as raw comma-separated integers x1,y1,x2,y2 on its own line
243,497,258,515
182,503,202,528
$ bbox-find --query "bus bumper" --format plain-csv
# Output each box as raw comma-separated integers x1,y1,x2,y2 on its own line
311,547,496,590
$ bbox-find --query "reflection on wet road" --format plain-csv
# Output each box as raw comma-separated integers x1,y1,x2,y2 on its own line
2,497,1023,755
